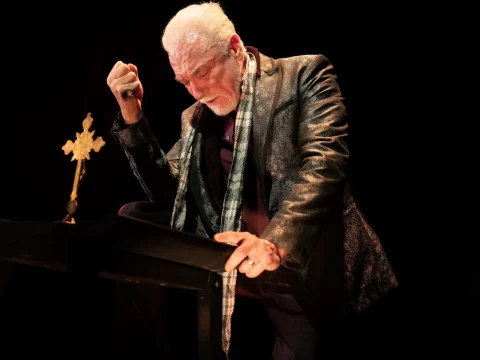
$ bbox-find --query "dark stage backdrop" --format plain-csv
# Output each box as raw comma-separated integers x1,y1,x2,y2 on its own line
2,1,455,359
2,2,402,265
3,1,381,226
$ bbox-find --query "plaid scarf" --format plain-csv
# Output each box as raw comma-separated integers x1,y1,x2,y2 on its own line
170,51,257,357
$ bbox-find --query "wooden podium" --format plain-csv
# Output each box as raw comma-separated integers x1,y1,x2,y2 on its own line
0,215,235,360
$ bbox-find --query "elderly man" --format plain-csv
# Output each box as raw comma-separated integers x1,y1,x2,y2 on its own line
107,2,397,359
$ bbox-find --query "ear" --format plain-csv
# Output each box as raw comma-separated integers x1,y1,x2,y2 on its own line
229,34,243,60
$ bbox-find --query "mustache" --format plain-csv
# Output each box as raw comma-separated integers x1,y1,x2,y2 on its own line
200,95,218,103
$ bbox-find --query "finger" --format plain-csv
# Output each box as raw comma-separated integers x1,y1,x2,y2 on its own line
128,63,138,77
111,70,139,94
119,80,141,98
214,231,250,245
224,236,257,272
263,254,281,271
113,60,124,72
238,257,257,274
258,240,274,255
255,242,282,271
242,260,265,278
107,61,125,83
248,248,281,273
112,64,135,83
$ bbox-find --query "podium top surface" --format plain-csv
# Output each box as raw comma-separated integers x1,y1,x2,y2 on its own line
0,216,235,290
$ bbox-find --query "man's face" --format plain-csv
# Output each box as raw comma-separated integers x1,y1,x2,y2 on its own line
169,43,243,116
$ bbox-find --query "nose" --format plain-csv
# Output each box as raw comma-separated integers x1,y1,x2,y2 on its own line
189,80,207,101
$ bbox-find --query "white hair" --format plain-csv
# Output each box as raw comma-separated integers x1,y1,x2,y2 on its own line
161,2,245,59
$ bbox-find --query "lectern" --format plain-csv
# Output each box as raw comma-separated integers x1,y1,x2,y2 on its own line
0,215,235,359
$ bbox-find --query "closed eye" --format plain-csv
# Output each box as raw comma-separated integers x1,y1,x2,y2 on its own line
175,79,190,86
196,67,209,78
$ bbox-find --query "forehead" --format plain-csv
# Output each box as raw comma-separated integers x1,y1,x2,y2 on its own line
169,43,220,77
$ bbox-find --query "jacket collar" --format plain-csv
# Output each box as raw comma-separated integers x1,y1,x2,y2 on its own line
179,51,282,211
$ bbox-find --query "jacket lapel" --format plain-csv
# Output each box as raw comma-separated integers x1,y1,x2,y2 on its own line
252,53,283,213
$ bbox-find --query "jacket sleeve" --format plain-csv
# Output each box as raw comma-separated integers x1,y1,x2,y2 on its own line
260,55,350,270
110,112,181,207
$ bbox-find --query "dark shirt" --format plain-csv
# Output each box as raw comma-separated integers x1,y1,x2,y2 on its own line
219,114,270,238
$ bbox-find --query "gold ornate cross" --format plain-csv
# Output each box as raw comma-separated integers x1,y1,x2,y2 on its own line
61,112,105,224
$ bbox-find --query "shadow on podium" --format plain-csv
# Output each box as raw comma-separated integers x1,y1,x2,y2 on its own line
0,263,277,360
0,263,410,360
0,263,197,359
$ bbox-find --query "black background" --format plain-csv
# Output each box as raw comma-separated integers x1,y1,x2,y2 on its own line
1,1,470,359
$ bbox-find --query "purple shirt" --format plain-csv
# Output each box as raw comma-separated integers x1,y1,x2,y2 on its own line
219,115,270,237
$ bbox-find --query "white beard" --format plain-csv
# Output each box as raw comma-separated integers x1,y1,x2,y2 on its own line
206,56,242,116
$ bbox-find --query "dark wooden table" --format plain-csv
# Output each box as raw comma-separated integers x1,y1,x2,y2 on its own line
0,216,235,360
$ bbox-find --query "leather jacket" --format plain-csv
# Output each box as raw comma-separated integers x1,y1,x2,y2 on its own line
111,51,398,313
